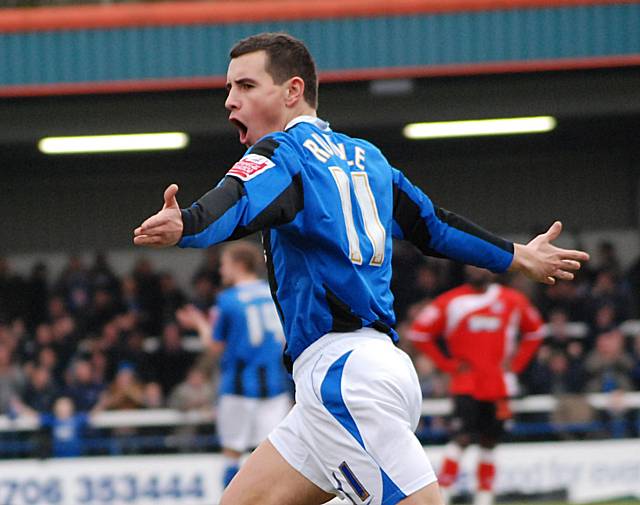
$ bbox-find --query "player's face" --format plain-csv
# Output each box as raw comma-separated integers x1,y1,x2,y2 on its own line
219,252,238,286
225,51,289,147
464,265,494,288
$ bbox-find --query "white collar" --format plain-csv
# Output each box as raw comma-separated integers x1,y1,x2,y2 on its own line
285,115,330,132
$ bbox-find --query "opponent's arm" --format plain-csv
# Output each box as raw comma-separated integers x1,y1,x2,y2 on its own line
411,336,460,374
509,297,545,373
407,301,460,373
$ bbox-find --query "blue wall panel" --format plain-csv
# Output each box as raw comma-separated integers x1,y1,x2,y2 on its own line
0,4,638,89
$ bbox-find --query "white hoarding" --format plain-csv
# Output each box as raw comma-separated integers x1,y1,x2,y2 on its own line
426,439,640,503
1,440,639,504
0,454,223,505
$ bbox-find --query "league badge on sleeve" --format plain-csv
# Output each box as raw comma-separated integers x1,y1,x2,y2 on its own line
227,154,275,182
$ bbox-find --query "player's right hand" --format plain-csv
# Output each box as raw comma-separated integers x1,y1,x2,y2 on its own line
133,184,184,247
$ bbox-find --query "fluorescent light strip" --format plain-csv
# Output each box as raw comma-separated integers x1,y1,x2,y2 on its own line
403,116,557,139
38,132,189,154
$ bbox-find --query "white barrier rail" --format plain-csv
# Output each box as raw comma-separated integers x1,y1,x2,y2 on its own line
419,391,640,416
1,392,639,432
0,409,214,432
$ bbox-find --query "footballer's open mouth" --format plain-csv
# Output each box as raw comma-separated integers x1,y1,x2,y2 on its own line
230,118,249,145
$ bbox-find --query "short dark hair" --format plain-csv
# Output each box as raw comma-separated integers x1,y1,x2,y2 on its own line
223,241,264,275
230,32,318,109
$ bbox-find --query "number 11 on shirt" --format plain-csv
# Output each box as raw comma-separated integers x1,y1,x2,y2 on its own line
328,167,386,267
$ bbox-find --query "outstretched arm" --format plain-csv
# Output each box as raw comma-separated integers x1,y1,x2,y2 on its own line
134,136,304,250
391,169,589,283
510,221,589,285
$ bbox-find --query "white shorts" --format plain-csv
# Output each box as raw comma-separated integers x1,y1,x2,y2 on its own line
217,393,292,452
269,328,436,505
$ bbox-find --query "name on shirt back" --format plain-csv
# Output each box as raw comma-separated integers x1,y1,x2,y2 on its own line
303,132,366,170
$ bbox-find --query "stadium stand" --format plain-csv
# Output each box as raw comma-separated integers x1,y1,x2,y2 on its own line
1,239,640,459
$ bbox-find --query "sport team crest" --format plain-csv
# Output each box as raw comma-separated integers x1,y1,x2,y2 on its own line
227,154,275,181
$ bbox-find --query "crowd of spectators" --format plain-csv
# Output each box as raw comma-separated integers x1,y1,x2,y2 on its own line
1,238,640,456
0,250,222,456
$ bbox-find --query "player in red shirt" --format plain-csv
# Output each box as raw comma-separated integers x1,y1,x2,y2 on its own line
408,266,544,505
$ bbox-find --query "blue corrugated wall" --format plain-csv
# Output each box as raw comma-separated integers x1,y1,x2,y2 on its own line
0,4,639,88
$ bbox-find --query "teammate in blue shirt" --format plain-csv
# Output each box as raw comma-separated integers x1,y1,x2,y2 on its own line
135,32,589,505
177,241,291,490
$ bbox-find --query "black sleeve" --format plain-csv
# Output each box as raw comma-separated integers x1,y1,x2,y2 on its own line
434,206,514,255
181,176,245,237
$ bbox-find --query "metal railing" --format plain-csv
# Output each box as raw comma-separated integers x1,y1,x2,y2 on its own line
1,392,638,432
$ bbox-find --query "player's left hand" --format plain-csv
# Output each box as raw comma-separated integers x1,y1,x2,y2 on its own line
510,221,590,285
133,184,183,247
176,304,208,331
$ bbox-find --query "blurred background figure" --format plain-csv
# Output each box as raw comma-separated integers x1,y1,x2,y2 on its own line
554,366,593,431
0,344,25,416
142,381,165,409
408,266,544,505
151,321,196,396
39,396,92,458
92,361,146,453
16,395,94,458
17,365,59,415
168,366,216,452
584,329,635,438
177,240,291,489
131,258,163,335
64,359,105,412
95,361,144,412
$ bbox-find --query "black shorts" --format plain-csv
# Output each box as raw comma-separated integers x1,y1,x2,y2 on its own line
448,395,509,441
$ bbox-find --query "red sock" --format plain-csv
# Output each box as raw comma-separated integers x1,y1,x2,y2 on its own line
477,461,496,491
439,458,459,487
